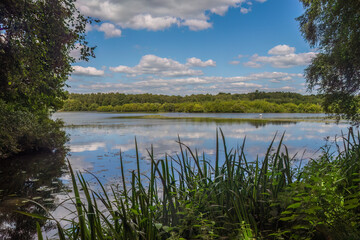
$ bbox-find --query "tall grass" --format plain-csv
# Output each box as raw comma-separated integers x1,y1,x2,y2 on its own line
32,129,360,239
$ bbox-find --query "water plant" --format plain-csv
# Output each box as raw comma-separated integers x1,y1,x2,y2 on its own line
28,129,360,239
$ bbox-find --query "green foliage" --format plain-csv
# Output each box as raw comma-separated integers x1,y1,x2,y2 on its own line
0,100,68,159
297,0,360,122
277,129,360,239
0,0,94,158
61,92,324,113
25,129,360,239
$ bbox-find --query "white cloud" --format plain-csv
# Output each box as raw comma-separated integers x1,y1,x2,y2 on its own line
181,19,213,31
268,45,295,55
95,23,122,38
244,45,317,68
109,55,203,77
186,57,216,67
76,0,265,31
123,14,179,31
280,86,296,91
240,8,251,14
243,60,262,68
210,5,230,16
72,66,105,76
74,71,303,95
231,82,262,87
85,23,93,32
70,43,82,60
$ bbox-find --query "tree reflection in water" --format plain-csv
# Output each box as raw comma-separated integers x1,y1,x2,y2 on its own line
0,152,67,240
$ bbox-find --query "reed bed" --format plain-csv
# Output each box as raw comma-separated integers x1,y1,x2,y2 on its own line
30,129,360,239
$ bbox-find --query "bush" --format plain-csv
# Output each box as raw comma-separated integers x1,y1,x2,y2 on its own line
0,101,67,159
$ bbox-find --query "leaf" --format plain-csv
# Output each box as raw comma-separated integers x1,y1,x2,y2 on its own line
280,214,298,221
292,225,308,230
16,211,50,221
130,208,139,215
155,223,162,230
287,202,302,209
36,222,43,240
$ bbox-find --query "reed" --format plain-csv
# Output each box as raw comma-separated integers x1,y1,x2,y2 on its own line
28,129,360,239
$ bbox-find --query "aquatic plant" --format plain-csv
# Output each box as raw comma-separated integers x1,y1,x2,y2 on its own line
28,129,360,239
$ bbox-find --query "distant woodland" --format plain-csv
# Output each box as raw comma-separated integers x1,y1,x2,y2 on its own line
62,91,324,113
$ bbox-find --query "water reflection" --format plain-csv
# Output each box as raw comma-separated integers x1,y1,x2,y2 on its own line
51,112,350,188
0,152,66,240
0,112,350,238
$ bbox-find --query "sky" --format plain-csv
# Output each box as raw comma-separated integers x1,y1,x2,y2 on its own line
69,0,316,96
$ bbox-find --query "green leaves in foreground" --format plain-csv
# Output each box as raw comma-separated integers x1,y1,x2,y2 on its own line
25,129,360,239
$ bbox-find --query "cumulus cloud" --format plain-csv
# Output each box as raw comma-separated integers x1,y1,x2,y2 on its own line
268,45,295,55
70,43,82,60
210,5,230,16
123,14,179,31
244,45,317,68
76,0,265,31
186,57,216,67
95,23,122,38
74,71,303,95
240,7,251,14
243,60,262,68
131,72,302,87
109,55,203,77
231,82,262,87
181,19,213,31
72,66,105,76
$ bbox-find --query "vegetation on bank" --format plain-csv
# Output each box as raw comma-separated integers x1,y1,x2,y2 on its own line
30,129,360,239
0,100,67,159
0,0,94,159
62,92,324,113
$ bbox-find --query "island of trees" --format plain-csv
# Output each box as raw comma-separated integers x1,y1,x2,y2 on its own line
62,91,324,113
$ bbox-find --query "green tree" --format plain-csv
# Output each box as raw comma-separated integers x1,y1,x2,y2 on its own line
297,0,360,122
0,0,94,158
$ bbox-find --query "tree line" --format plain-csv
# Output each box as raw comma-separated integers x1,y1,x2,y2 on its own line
62,91,323,113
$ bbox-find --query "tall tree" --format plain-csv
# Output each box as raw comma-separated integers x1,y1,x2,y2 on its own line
0,0,95,112
297,0,360,122
0,0,95,158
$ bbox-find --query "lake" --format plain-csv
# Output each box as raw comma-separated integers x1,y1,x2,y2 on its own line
56,112,348,177
0,112,351,239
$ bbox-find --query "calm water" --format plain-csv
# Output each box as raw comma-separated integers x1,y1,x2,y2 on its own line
56,112,348,177
0,112,351,239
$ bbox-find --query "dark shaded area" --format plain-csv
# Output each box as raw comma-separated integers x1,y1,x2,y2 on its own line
0,152,67,240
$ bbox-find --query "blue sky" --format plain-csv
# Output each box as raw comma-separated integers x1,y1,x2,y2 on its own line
69,0,316,95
